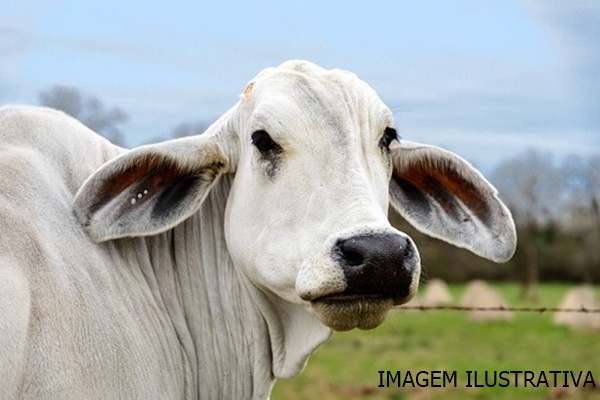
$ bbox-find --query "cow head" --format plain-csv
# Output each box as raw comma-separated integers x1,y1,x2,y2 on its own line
74,61,516,334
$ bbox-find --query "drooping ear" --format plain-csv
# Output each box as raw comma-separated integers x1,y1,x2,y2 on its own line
73,135,229,242
389,140,517,263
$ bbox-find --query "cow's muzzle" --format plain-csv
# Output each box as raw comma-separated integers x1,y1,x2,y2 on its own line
335,233,417,300
308,232,420,330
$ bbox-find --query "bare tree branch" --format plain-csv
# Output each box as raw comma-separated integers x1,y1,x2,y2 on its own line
39,86,129,147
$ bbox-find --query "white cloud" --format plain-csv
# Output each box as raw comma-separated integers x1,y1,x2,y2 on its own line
527,0,600,128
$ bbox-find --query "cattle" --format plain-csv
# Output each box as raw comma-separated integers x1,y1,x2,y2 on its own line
0,60,516,399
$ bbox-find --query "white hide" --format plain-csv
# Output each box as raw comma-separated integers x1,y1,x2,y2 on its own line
0,60,516,399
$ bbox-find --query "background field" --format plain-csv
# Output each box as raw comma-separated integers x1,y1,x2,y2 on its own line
272,283,600,400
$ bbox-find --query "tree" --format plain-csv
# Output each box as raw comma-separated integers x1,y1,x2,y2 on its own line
39,86,128,146
170,120,212,139
143,119,214,144
560,153,600,281
562,154,600,226
490,149,563,300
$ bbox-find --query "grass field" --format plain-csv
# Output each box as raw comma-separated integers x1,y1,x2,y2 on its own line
272,283,600,400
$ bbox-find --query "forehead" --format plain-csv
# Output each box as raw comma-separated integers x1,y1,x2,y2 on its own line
243,61,393,131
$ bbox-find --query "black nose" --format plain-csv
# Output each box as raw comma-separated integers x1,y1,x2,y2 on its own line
335,233,416,299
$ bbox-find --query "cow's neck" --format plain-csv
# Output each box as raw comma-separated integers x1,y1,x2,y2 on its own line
138,175,331,399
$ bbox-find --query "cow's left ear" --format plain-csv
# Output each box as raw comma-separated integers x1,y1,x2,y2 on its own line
73,135,229,242
389,141,517,263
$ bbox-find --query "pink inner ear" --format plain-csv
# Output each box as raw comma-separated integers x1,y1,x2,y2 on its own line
126,167,176,206
398,159,492,226
89,155,185,214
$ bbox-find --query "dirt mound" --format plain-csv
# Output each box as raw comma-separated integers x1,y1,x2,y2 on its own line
554,285,600,331
422,279,453,307
460,280,513,321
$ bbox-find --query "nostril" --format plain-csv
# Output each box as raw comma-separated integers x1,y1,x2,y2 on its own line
404,243,413,259
340,247,364,267
337,238,368,267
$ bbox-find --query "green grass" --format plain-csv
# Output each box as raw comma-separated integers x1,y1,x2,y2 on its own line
272,283,600,400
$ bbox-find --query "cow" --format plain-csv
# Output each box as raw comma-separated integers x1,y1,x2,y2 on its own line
0,60,516,399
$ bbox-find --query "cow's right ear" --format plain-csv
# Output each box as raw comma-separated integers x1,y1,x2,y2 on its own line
73,135,230,242
388,140,517,263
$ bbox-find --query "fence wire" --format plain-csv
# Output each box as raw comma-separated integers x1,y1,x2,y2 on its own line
397,305,600,314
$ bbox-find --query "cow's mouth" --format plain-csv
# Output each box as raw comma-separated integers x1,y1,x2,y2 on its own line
310,294,398,331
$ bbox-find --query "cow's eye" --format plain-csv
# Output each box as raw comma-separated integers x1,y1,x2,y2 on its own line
380,127,398,149
252,130,281,154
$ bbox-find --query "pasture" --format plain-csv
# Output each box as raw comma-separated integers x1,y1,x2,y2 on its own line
273,283,600,400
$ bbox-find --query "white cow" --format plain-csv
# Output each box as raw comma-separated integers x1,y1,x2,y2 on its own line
0,60,516,399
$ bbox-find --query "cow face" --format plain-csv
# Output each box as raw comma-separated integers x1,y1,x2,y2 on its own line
224,62,420,330
74,61,516,332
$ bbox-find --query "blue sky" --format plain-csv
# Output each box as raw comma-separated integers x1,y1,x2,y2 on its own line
1,0,599,171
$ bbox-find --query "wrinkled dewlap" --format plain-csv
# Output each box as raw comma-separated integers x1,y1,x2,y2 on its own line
311,297,394,331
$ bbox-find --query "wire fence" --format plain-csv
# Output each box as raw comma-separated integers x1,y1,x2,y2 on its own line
397,305,600,314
